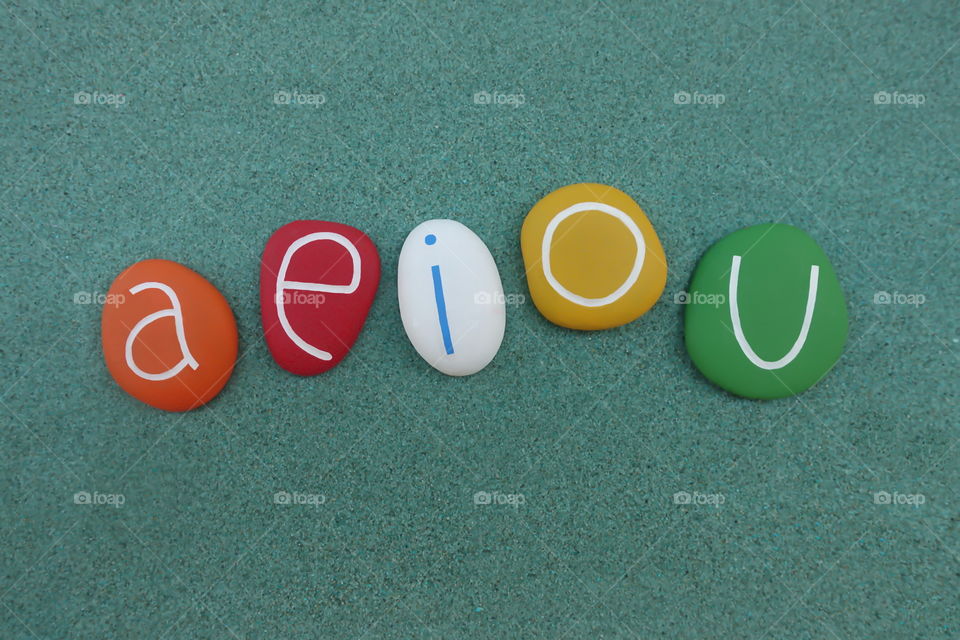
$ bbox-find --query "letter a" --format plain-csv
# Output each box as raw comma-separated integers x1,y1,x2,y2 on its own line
124,281,199,380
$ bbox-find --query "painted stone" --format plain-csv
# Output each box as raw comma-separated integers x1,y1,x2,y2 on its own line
684,223,848,399
260,220,380,376
101,259,238,411
398,219,505,376
521,183,667,330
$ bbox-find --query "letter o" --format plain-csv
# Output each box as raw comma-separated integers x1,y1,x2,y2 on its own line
541,202,646,307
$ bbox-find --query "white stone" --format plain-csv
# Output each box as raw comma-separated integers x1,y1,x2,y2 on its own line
398,219,506,376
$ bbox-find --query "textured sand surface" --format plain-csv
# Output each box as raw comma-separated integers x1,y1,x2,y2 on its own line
1,1,957,637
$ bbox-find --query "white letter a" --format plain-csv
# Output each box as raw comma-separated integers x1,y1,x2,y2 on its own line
124,282,199,381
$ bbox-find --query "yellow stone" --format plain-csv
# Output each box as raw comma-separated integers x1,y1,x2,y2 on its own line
521,183,667,330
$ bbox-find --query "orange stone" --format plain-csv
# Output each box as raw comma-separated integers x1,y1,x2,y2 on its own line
101,259,238,411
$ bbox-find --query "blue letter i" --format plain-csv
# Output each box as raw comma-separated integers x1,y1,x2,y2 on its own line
425,234,455,355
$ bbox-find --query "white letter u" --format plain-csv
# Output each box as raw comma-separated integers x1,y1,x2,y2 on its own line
729,255,819,370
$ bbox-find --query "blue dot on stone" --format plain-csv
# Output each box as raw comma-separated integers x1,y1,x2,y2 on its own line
425,234,437,245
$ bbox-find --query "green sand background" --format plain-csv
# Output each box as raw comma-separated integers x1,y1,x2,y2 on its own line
2,1,958,638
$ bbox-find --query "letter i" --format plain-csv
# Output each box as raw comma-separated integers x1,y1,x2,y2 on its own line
425,234,454,354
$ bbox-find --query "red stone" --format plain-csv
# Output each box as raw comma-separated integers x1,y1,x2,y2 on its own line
260,220,380,375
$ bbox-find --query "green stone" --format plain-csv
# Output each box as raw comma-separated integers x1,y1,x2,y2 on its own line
684,224,848,399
